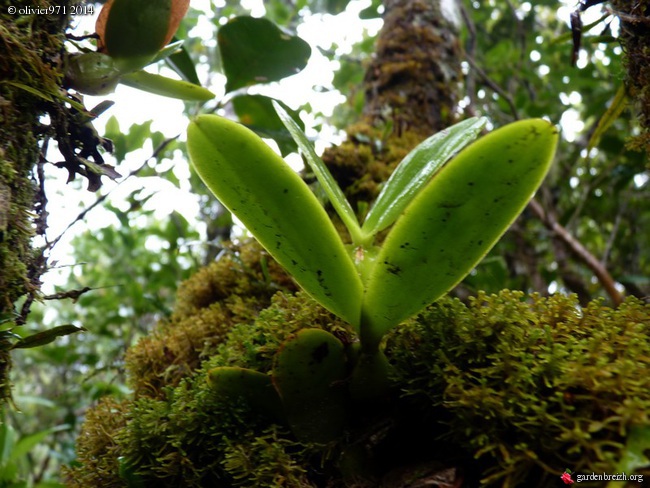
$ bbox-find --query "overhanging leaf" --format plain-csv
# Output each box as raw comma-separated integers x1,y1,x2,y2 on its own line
233,95,302,156
218,16,311,93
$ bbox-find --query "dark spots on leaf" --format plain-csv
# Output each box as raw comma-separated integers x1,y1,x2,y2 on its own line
477,239,484,246
493,196,503,203
467,181,475,186
283,188,289,194
315,269,331,297
310,342,329,365
384,260,402,276
291,259,298,266
439,201,463,209
276,241,282,249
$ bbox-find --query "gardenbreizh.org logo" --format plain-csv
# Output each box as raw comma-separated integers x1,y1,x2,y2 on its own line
561,468,644,484
561,469,575,485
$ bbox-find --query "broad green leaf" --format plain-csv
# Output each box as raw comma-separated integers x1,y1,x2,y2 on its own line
187,115,363,327
613,425,650,475
274,101,364,244
233,95,302,156
98,0,189,73
361,119,559,349
362,117,487,237
12,324,86,349
218,16,311,93
207,367,285,421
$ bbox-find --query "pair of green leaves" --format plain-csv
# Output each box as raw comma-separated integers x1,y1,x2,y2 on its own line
187,108,558,350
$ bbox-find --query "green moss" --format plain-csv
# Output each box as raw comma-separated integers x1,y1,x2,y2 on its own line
68,269,650,486
387,291,650,485
222,426,313,487
124,241,297,398
62,397,128,487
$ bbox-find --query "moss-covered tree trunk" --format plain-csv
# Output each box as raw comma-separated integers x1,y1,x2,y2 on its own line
0,2,74,404
323,0,462,214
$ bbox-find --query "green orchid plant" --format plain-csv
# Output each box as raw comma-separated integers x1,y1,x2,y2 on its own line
187,105,558,442
66,0,214,101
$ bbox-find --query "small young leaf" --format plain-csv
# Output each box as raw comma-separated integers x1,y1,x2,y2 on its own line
362,117,487,237
12,325,86,349
272,329,349,443
361,119,559,350
120,71,215,101
164,38,201,85
274,101,364,244
187,115,363,327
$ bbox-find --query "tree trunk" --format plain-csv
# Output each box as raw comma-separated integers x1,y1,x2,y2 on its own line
0,2,74,403
323,0,463,226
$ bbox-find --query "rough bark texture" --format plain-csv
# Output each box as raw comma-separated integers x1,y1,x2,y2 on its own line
0,1,74,403
611,0,650,155
363,0,461,135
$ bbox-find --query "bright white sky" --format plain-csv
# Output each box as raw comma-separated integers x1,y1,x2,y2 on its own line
41,0,597,293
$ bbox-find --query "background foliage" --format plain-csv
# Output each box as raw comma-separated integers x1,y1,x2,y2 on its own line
1,0,648,484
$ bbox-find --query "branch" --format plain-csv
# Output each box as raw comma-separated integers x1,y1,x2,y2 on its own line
528,198,624,305
46,134,180,251
464,54,520,120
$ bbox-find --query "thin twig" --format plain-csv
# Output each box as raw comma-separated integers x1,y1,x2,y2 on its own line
46,134,180,250
529,198,624,305
464,54,520,120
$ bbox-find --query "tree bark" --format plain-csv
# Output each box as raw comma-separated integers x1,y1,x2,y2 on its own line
323,0,463,222
0,2,73,402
